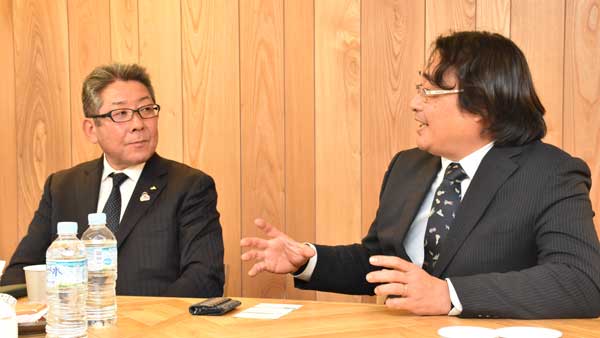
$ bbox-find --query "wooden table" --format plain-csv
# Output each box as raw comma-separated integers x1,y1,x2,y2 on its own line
22,296,600,338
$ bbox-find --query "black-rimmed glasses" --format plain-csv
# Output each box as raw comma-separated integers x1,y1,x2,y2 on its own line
91,104,160,123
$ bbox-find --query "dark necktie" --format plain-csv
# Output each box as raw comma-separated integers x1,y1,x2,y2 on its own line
423,162,468,272
103,172,128,232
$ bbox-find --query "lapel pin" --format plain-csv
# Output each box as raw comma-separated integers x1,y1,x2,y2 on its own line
149,185,157,191
140,192,151,202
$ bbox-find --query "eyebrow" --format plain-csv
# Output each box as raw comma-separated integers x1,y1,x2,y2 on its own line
110,96,152,106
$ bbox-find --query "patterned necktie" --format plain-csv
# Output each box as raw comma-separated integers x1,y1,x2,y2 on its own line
103,172,128,233
423,162,468,272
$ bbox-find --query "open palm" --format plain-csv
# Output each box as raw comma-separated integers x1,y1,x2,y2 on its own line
241,218,315,276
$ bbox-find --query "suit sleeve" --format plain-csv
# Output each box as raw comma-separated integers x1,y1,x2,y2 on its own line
1,175,54,285
162,174,225,297
450,157,600,319
295,152,402,294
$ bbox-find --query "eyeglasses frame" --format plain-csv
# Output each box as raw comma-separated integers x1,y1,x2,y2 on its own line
90,103,161,123
416,84,463,99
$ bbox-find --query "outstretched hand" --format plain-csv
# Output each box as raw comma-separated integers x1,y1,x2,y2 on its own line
367,255,452,315
240,218,316,276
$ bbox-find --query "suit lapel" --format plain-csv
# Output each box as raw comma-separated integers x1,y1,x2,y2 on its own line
431,145,522,276
116,154,168,248
391,156,440,257
76,158,103,233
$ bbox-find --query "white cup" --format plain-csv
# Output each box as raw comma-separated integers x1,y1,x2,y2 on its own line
23,265,46,303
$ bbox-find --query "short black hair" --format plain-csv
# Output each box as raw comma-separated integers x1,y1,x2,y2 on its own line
82,63,155,118
424,31,546,146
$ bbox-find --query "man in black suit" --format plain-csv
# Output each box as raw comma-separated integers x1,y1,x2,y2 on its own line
241,31,600,318
1,64,224,297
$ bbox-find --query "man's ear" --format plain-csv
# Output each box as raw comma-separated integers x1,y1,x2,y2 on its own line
474,112,491,129
83,118,99,144
465,110,487,125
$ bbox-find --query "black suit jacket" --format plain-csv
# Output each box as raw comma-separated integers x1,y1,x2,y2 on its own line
1,153,224,297
296,141,600,319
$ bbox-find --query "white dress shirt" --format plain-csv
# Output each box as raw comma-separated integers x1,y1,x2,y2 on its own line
96,156,146,221
295,142,494,316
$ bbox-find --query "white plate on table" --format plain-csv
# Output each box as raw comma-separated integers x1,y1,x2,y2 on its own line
495,326,562,338
438,326,497,338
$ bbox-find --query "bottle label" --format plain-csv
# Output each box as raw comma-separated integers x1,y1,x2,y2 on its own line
86,246,117,271
46,259,87,288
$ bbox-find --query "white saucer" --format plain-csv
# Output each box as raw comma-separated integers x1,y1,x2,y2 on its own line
495,326,562,338
438,326,497,338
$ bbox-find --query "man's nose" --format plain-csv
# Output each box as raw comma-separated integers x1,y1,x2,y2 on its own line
409,93,423,112
129,111,145,130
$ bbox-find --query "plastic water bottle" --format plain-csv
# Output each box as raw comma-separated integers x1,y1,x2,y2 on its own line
0,294,17,338
46,221,88,338
81,213,117,327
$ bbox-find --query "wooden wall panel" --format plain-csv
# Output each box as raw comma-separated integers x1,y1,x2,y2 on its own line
511,0,565,147
2,0,600,300
68,0,110,165
110,0,139,63
181,0,241,297
315,0,361,303
240,0,285,298
139,0,183,162
361,0,425,303
14,0,71,239
476,0,510,36
564,0,600,235
425,0,476,52
0,0,18,262
284,0,316,301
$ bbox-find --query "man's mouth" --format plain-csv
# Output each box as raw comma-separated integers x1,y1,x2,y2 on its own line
127,140,148,145
415,118,429,129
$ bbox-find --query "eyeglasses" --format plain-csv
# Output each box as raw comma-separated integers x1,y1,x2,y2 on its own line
92,104,160,123
416,84,463,102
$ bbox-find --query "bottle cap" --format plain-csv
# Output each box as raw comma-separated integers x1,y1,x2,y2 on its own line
88,213,107,225
56,222,78,235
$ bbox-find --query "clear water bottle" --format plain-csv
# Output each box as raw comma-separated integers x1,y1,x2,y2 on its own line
81,213,117,327
0,294,17,338
46,221,88,338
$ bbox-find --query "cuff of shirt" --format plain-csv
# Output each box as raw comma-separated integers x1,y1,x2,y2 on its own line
446,278,463,316
292,243,318,282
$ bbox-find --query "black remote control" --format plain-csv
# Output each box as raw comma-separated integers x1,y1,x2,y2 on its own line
189,297,242,316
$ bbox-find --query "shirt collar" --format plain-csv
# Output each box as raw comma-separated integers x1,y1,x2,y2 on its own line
101,155,146,183
440,142,494,179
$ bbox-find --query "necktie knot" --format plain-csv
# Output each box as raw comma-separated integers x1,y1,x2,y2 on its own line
110,172,128,188
444,162,467,183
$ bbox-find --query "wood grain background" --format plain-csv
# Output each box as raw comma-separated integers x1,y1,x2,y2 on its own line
1,0,599,303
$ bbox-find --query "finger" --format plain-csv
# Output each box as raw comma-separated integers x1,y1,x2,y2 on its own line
385,295,409,310
374,282,408,298
247,261,267,277
366,269,407,284
240,237,269,249
240,250,265,262
254,218,284,238
369,255,416,272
